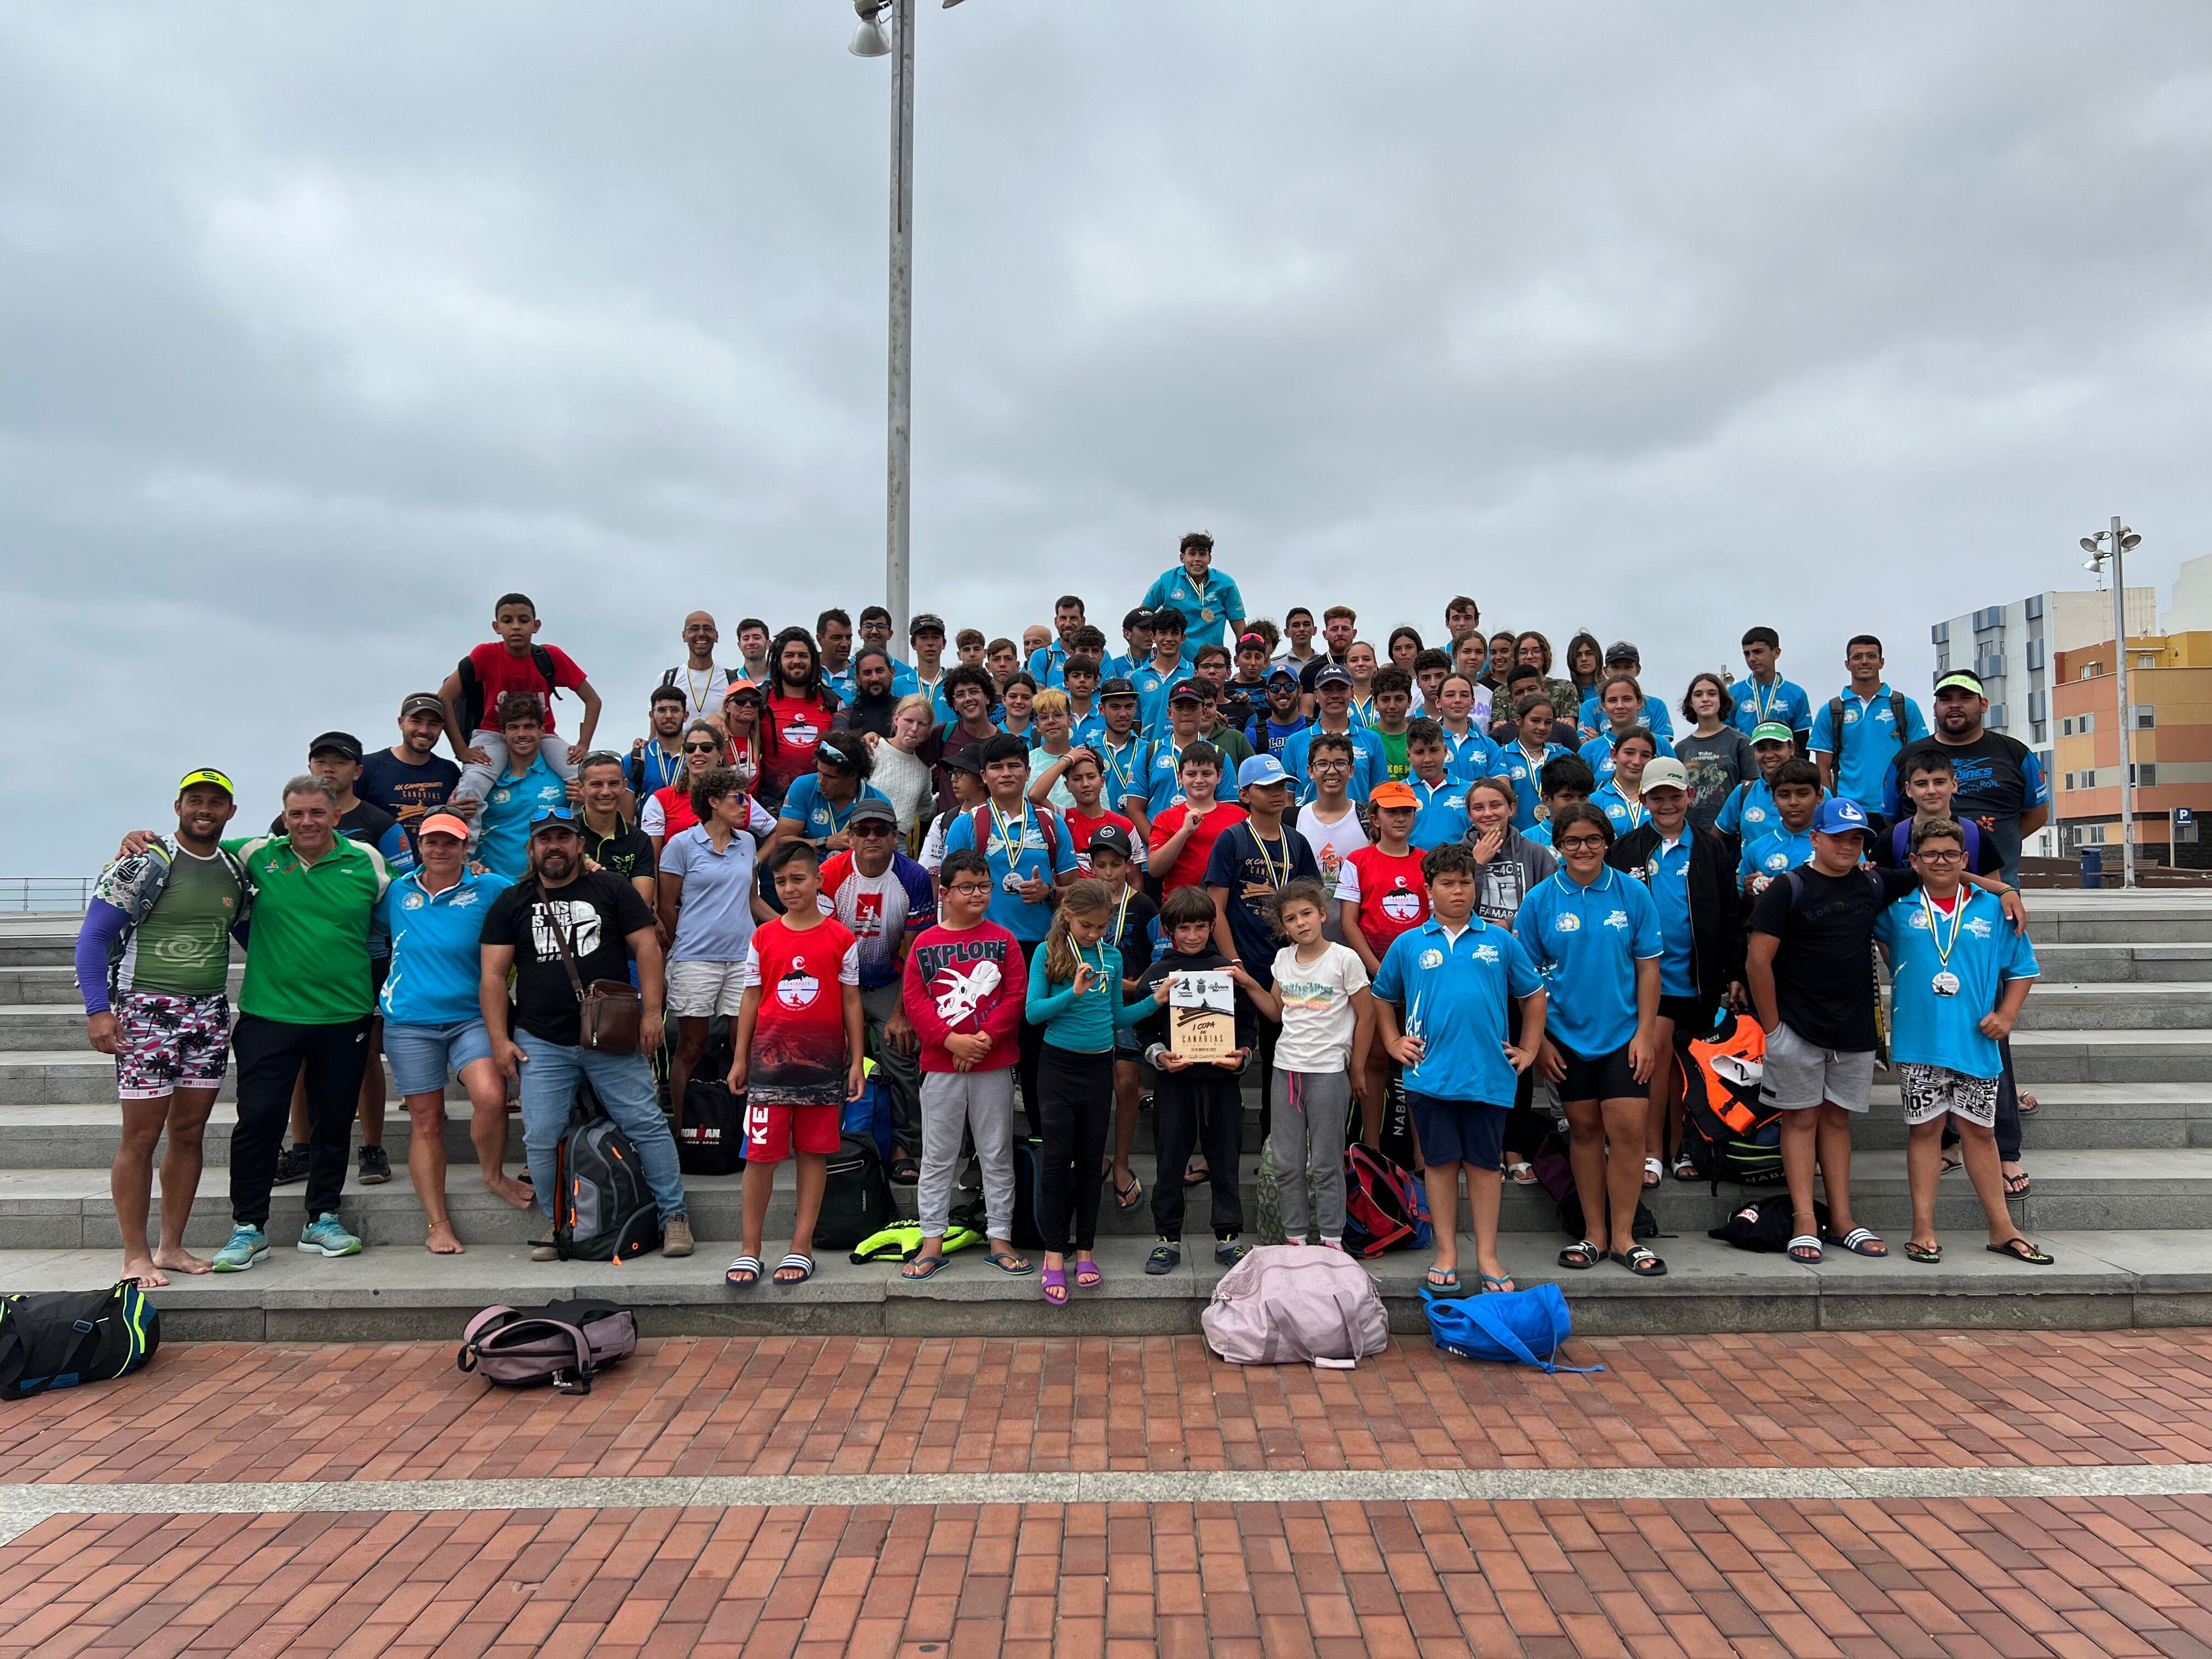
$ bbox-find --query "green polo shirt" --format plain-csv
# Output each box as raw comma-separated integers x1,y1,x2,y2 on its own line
223,833,392,1024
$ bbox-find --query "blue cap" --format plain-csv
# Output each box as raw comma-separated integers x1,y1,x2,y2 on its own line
1237,754,1291,790
528,804,579,836
1812,798,1869,836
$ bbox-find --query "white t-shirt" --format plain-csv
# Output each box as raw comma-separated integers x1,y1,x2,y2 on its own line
919,811,953,874
662,664,740,719
1268,941,1370,1073
1295,803,1370,885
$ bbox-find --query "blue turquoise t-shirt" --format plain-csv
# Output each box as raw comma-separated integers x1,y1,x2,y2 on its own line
1409,778,1471,851
1371,917,1541,1106
1876,887,2039,1079
1442,727,1500,785
1593,781,1650,837
1141,567,1245,664
1808,685,1928,814
1629,836,1696,997
1092,733,1153,817
1280,725,1386,804
376,868,514,1026
477,754,571,881
1579,728,1675,783
777,776,891,842
1514,866,1663,1058
1739,825,1815,884
1132,662,1194,734
941,802,1078,942
1726,676,1813,738
1713,775,1827,838
1493,741,1572,831
1577,693,1676,746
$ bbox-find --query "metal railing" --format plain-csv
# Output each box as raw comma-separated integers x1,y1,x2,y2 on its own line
0,878,94,913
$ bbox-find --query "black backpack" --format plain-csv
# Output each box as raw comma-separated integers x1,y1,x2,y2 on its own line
1679,1011,1786,1189
553,1084,663,1261
1709,1194,1830,1254
675,1032,746,1177
1,1283,160,1400
456,644,562,737
815,1134,897,1250
1825,690,1910,759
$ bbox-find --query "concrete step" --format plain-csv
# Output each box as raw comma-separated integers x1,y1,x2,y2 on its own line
1853,1083,2212,1149
2029,942,2212,984
11,1147,2212,1252
4,1226,2204,1342
2007,1029,2212,1084
2008,984,2212,1031
0,964,243,1006
2029,893,2212,944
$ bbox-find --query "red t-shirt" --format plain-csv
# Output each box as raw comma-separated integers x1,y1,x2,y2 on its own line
467,642,586,735
1066,806,1144,874
650,785,699,841
1148,801,1248,893
760,691,836,800
1340,845,1429,955
742,915,860,1107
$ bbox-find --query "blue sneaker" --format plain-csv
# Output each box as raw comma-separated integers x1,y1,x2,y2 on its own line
212,1226,269,1272
297,1213,363,1258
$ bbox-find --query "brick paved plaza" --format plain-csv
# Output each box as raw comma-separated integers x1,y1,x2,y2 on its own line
6,1329,2212,1656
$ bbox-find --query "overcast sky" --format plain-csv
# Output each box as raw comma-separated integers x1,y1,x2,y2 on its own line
4,3,2209,873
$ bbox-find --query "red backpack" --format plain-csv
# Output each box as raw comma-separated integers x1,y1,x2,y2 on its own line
968,803,1064,871
1341,1143,1433,1258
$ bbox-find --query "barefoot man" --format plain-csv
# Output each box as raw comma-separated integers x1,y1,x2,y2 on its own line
76,769,249,1286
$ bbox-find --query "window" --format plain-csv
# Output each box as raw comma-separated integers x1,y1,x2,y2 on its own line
2084,823,2107,845
2079,712,2096,733
2133,705,2157,730
2082,663,2101,679
2135,652,2157,669
1988,703,2007,728
1930,621,1950,646
2026,639,2047,671
2031,719,2047,744
2025,595,2045,620
2061,717,2074,736
2134,764,2158,787
2063,772,2075,791
2029,689,2047,723
1973,606,2006,631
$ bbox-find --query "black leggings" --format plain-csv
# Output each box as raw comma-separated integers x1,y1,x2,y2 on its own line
1017,1009,1048,1139
1038,1045,1115,1251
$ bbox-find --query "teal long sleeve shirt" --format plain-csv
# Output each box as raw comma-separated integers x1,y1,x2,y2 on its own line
1026,943,1156,1053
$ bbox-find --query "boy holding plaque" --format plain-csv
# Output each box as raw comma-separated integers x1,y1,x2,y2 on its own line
1135,887,1259,1272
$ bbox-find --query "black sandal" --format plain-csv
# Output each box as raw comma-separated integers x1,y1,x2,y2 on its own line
1610,1245,1668,1278
888,1152,919,1186
1987,1237,2055,1266
1558,1239,1601,1269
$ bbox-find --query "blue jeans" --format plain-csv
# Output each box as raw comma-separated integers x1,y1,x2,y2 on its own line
515,1031,689,1224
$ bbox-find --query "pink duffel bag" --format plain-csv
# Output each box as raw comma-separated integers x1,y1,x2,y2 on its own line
1201,1245,1390,1367
457,1299,636,1395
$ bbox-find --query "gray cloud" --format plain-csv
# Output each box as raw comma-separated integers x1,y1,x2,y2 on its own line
4,2,2210,871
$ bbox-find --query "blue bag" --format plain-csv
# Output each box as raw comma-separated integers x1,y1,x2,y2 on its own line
1420,1283,1601,1374
840,1068,896,1164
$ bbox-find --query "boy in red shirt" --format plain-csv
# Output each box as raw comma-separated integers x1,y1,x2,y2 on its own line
439,592,602,839
726,842,864,1289
1147,742,1245,893
897,847,1032,1279
1042,748,1148,877
1337,780,1430,1148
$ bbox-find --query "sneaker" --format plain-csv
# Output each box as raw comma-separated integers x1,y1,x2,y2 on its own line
662,1215,694,1258
212,1226,269,1272
1144,1240,1181,1275
272,1144,311,1186
1214,1237,1250,1268
297,1212,363,1257
357,1144,391,1184
531,1237,560,1262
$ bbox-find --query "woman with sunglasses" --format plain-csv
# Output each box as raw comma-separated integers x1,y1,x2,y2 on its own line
716,680,764,790
643,719,732,856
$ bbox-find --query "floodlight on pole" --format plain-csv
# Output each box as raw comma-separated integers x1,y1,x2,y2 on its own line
2081,518,2144,888
849,0,890,59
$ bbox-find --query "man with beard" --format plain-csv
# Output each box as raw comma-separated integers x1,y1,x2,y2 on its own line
627,684,692,802
1887,670,2048,887
480,806,691,1262
833,645,904,740
360,693,465,853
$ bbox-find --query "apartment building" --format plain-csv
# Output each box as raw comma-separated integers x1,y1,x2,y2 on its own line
1931,584,2155,858
2051,630,2212,867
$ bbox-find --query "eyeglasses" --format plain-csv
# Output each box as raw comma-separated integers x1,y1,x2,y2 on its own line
1310,759,1350,771
1556,835,1609,851
1914,847,1965,863
948,882,994,897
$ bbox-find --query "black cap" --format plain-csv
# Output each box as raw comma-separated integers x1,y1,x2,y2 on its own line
1085,823,1136,862
1098,676,1138,700
1604,640,1640,665
940,747,984,776
910,612,946,637
1312,664,1354,690
1167,683,1206,705
847,798,898,827
399,692,444,719
308,731,363,762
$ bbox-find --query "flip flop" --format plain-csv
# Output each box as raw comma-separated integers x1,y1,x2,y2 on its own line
900,1254,951,1280
1672,1158,1699,1182
1074,1259,1103,1289
725,1254,763,1289
1641,1157,1662,1189
985,1250,1034,1276
1610,1245,1667,1278
772,1252,814,1286
1787,1235,1823,1264
2003,1169,2032,1198
1425,1266,1459,1290
1558,1240,1600,1270
1905,1242,1943,1263
1480,1273,1515,1294
1988,1237,2055,1266
1826,1226,1888,1259
888,1153,920,1186
1041,1265,1069,1305
1112,1173,1143,1211
1183,1163,1212,1187
2016,1093,2040,1116
1505,1161,1537,1186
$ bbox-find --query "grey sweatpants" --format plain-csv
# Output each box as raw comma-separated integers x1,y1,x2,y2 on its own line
1272,1066,1350,1240
917,1068,1016,1241
450,730,573,852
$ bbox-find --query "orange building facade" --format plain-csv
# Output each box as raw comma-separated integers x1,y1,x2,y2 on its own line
2051,630,2212,866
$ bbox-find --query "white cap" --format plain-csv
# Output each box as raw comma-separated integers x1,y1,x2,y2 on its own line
1639,757,1689,793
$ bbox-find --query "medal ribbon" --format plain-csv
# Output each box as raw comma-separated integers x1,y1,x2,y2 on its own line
1920,886,1965,975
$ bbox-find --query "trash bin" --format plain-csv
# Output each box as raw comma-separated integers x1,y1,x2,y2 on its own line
2079,848,2104,889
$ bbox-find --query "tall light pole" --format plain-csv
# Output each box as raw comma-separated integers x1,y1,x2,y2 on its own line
850,0,944,644
2081,517,2145,888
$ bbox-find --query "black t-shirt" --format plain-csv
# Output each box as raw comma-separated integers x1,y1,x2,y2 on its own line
358,751,461,850
1132,946,1259,1053
584,818,657,885
1202,821,1321,988
1748,865,1920,1052
1889,731,2042,881
1297,653,1351,693
1108,888,1161,989
480,871,657,1046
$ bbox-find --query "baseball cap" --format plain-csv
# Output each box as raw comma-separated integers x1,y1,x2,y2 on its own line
1098,676,1138,700
909,612,946,638
1266,665,1298,685
940,747,984,776
1750,721,1795,746
176,767,235,797
1934,669,1986,697
1167,682,1206,705
1369,781,1419,810
1085,822,1136,863
399,692,445,719
308,731,363,762
417,812,470,841
1603,640,1641,665
1640,758,1689,792
721,678,763,703
1312,664,1354,689
528,805,579,836
847,798,898,829
1236,754,1290,791
1812,798,1871,836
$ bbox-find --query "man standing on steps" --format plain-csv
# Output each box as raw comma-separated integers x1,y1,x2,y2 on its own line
660,612,737,719
116,774,393,1269
78,768,250,1288
359,693,465,854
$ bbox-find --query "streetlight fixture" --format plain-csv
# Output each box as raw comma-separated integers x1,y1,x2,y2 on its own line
2080,517,2145,888
847,0,962,641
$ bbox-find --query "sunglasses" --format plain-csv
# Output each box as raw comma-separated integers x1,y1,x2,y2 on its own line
684,741,722,753
851,822,894,837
